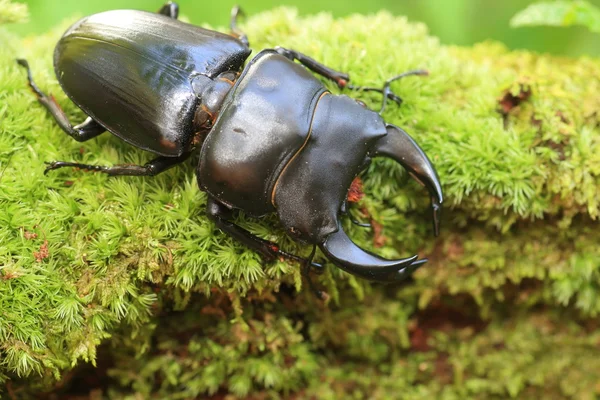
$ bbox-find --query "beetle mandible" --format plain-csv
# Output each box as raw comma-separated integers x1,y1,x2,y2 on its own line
17,2,443,288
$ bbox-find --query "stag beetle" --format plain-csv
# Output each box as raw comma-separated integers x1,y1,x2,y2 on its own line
17,2,443,287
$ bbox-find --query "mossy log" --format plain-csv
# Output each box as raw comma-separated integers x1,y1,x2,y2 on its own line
1,6,599,399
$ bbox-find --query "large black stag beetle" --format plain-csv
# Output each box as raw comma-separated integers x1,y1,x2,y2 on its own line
17,2,443,288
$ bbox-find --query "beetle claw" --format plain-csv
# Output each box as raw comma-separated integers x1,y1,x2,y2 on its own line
385,258,427,283
320,220,419,281
363,258,427,283
370,124,443,237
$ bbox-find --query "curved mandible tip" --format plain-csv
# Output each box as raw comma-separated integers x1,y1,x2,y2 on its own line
320,220,423,282
369,124,443,236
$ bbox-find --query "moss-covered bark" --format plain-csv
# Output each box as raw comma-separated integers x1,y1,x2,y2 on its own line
1,6,599,399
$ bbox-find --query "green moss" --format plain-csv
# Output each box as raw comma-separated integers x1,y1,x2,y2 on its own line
1,6,600,399
302,310,600,400
0,0,27,25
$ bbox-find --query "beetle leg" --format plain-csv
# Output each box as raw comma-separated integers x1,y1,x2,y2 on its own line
230,6,249,47
44,153,191,176
157,2,179,19
16,59,106,142
206,196,324,272
370,124,443,236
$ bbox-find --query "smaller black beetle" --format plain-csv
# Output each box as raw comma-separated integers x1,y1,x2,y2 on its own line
18,2,443,288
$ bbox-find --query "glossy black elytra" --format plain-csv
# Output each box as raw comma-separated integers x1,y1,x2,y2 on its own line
17,2,443,292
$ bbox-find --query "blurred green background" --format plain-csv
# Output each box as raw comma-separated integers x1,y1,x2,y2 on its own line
8,0,600,57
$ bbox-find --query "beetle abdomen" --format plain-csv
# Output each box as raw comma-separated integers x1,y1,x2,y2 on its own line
198,51,327,216
274,94,387,243
54,10,250,157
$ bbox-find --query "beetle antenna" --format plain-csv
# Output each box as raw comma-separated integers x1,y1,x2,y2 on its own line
348,211,371,228
345,69,427,114
230,6,249,47
350,218,371,228
341,200,371,229
379,69,428,114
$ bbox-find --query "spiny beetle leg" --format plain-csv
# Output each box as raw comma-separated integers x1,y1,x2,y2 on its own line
230,6,249,47
206,196,323,272
44,153,191,176
277,248,325,275
157,1,179,19
16,59,105,142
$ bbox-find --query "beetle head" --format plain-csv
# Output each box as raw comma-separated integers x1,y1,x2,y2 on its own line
319,123,443,282
192,72,239,146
